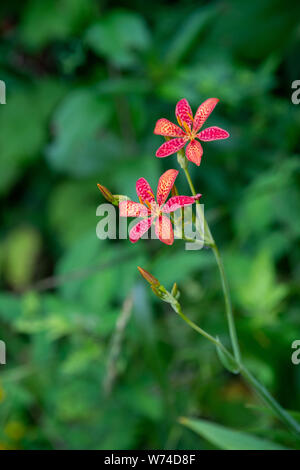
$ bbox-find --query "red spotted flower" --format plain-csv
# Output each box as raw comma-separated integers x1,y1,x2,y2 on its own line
154,98,229,166
119,169,201,245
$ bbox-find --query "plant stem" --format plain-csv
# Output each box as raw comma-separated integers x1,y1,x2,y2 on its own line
174,302,222,348
178,154,300,436
211,243,241,364
240,365,300,435
182,162,241,364
175,297,300,435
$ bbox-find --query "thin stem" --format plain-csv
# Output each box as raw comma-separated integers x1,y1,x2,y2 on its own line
211,244,241,364
174,302,232,360
182,161,241,364
240,365,300,435
174,299,300,436
178,154,300,436
175,302,220,346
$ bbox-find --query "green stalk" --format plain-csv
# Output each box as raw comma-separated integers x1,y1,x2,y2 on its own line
177,150,300,436
240,365,300,435
180,156,241,364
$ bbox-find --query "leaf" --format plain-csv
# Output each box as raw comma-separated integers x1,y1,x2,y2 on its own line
237,250,287,321
165,6,217,66
48,180,99,246
47,89,114,176
0,81,65,194
215,339,240,374
179,417,288,450
85,10,150,68
3,227,42,290
152,250,214,286
21,0,96,50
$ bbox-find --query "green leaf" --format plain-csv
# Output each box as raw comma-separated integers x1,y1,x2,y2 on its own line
165,6,217,66
179,417,289,450
3,227,42,290
152,250,214,286
215,339,240,374
21,0,96,50
85,10,150,67
0,81,65,194
47,89,113,176
238,250,287,321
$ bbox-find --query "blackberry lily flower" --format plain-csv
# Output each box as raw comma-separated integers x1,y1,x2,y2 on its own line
119,169,201,245
154,98,229,166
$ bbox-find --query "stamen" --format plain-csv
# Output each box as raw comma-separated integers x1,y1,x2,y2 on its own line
176,115,182,127
182,121,191,136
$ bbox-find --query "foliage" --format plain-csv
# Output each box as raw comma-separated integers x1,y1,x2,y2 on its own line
0,0,300,450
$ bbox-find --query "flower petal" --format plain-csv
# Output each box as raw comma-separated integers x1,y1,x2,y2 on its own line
156,137,187,158
154,118,186,137
156,169,178,206
129,217,155,243
197,126,230,141
175,98,193,128
185,140,203,166
161,195,199,213
136,178,155,205
119,200,148,217
193,98,219,133
155,215,174,245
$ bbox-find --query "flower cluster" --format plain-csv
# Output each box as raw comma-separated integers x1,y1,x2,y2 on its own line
98,98,229,245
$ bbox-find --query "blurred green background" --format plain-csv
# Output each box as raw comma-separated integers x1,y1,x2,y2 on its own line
0,0,300,450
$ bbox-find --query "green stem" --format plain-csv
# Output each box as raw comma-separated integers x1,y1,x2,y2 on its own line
178,152,300,436
211,244,241,364
174,302,221,348
240,365,300,435
182,161,241,364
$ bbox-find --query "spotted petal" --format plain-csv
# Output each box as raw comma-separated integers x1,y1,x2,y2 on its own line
185,140,203,166
119,200,149,217
129,217,155,243
197,126,230,141
155,215,174,245
175,99,193,128
156,137,187,158
136,178,155,205
154,118,186,137
156,169,178,206
193,98,219,133
161,195,198,213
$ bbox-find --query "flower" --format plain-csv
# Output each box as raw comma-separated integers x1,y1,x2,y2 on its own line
119,169,201,245
154,98,229,166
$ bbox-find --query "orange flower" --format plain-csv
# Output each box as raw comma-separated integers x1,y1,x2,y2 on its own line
119,169,201,245
154,98,229,166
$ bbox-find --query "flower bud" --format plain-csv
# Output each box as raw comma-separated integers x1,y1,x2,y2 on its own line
97,184,128,206
171,282,179,298
137,266,160,286
97,184,114,203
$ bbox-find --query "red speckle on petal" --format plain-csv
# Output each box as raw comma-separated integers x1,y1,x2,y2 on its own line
197,126,229,141
176,99,193,128
156,169,178,206
129,217,154,243
155,215,174,245
154,118,186,137
185,140,203,166
156,137,187,158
